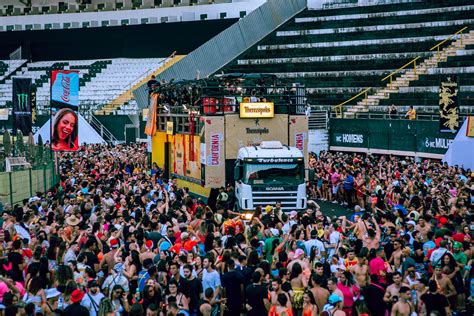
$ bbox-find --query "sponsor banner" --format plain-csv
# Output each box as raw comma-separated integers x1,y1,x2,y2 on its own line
419,136,454,152
31,84,37,124
439,76,459,133
295,133,305,152
203,116,225,188
332,132,367,148
467,116,474,137
208,133,222,166
51,70,79,108
226,114,288,159
239,102,274,118
12,78,32,135
51,70,79,151
170,134,201,180
145,94,158,136
289,115,308,164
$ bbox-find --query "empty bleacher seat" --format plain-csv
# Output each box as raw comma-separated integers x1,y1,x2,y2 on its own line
222,0,474,113
0,58,168,115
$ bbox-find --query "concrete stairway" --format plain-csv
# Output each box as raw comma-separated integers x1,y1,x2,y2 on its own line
96,53,185,115
344,29,474,117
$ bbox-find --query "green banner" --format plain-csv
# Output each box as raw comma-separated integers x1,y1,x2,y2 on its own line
330,119,455,155
417,136,454,154
332,132,367,148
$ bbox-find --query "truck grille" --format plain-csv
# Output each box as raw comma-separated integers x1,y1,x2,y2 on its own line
251,187,300,210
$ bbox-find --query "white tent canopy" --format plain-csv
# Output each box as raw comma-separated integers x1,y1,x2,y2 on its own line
34,113,106,145
443,118,474,170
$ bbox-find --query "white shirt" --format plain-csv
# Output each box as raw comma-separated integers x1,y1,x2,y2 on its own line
304,239,325,256
304,238,325,257
81,291,105,316
63,249,77,264
282,220,297,234
328,231,341,258
202,269,221,294
102,273,129,293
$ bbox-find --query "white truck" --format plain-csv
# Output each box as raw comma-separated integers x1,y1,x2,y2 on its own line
233,141,307,212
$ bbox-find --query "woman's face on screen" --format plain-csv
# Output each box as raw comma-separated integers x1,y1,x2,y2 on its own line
57,113,76,140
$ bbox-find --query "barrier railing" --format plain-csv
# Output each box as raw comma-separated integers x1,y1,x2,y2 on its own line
381,56,420,90
430,26,468,61
334,88,370,118
123,51,176,92
333,26,469,118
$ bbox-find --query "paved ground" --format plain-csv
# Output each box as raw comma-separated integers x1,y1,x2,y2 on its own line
309,198,354,218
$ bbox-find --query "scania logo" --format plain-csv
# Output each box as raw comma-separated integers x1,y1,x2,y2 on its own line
266,187,285,191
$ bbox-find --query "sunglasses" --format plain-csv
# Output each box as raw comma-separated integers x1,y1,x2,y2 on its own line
115,291,123,295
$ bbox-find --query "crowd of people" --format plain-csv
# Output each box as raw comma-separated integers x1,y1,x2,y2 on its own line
0,144,472,316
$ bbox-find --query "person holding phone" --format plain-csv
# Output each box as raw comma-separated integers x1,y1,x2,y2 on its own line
110,285,129,316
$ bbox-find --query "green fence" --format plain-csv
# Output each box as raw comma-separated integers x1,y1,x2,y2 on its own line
0,131,58,206
0,162,58,206
329,119,456,156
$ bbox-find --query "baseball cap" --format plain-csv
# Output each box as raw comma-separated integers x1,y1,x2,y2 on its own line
270,228,279,237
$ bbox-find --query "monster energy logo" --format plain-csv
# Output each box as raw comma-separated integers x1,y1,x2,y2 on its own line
16,93,29,111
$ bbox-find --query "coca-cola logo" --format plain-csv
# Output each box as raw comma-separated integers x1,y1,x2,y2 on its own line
60,75,71,103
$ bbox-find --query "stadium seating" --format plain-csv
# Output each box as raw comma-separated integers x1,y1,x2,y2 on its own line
1,0,233,16
0,59,26,81
222,0,474,114
0,58,168,115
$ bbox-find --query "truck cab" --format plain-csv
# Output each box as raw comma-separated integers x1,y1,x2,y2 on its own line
234,141,306,212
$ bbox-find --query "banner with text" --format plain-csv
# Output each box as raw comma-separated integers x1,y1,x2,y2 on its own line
225,114,288,159
51,70,80,151
12,77,32,135
439,76,459,133
203,116,225,188
289,115,308,167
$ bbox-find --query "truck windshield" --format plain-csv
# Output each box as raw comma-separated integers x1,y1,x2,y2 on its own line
243,162,304,185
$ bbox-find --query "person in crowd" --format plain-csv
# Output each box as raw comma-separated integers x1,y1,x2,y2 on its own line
389,104,398,119
147,75,159,95
405,105,417,120
0,144,472,316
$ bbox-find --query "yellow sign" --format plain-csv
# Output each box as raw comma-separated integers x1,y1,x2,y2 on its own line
467,116,474,137
166,121,174,135
239,102,274,118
